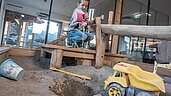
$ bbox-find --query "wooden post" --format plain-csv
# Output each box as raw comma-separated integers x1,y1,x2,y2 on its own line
51,49,63,68
40,48,45,57
95,17,105,68
111,0,123,54
106,11,114,50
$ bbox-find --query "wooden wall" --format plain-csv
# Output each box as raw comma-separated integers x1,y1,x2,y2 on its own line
9,47,40,57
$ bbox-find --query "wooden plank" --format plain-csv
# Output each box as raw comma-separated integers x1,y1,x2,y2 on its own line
121,58,128,62
103,60,112,66
101,24,171,40
104,56,122,62
108,11,114,24
0,47,10,64
52,49,63,68
63,51,95,59
95,17,105,68
43,48,53,54
9,47,40,57
42,45,130,57
104,56,125,66
111,35,119,54
105,52,132,58
42,46,130,60
0,52,7,64
50,50,57,67
0,47,10,54
42,44,95,54
76,59,92,66
111,0,123,54
82,59,92,66
48,35,67,46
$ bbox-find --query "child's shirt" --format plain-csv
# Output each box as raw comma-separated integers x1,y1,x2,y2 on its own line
68,7,88,31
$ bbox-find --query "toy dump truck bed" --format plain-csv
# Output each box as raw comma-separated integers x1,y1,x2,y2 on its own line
113,63,166,93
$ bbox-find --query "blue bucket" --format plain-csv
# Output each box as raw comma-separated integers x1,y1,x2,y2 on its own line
0,59,24,80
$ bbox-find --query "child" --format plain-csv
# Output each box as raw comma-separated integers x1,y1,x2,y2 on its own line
66,0,94,48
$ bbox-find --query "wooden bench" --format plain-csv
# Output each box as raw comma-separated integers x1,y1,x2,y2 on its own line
41,44,131,68
0,47,10,64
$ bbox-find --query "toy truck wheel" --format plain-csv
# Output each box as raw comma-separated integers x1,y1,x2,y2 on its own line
107,83,125,96
136,91,157,96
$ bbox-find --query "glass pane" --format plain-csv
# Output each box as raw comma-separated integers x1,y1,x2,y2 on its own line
2,10,36,48
47,21,61,43
3,11,20,47
32,21,47,48
31,20,62,48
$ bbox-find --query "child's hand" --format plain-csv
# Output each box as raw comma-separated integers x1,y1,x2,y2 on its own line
84,14,89,20
82,22,87,27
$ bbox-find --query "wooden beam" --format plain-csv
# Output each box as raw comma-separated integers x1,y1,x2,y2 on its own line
76,59,92,66
9,47,40,57
101,24,171,40
42,44,95,54
63,51,95,59
95,17,105,68
81,59,92,66
111,0,123,54
0,47,10,63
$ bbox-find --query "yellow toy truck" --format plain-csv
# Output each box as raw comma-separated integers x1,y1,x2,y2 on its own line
104,62,165,96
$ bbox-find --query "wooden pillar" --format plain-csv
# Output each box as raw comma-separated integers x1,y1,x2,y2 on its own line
111,0,123,54
51,49,63,68
106,11,114,50
95,17,105,68
40,48,45,57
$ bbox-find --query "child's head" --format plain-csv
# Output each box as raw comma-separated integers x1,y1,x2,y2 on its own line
77,0,89,11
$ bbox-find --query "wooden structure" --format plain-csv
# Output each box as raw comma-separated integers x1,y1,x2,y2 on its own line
0,47,10,64
41,44,130,68
111,0,123,54
153,61,171,73
0,47,40,64
40,0,171,69
9,47,40,57
40,1,131,69
101,24,171,40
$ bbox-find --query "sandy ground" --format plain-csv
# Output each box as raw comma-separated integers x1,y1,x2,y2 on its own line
0,56,171,96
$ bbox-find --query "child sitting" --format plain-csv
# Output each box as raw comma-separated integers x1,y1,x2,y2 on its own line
66,0,95,48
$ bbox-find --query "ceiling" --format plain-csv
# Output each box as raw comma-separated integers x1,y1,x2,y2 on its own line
5,0,106,17
5,0,171,19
